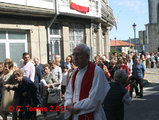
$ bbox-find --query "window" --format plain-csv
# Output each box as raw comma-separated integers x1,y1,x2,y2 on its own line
0,31,6,39
49,23,61,60
50,23,61,35
8,31,26,40
50,38,61,60
69,23,85,53
0,30,27,65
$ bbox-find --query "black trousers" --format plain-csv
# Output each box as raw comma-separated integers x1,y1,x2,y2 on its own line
135,77,143,96
130,77,143,97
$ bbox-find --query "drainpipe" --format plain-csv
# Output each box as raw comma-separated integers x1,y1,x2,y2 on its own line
47,0,59,62
90,21,93,61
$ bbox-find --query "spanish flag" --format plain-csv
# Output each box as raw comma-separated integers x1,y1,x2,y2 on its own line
70,0,90,13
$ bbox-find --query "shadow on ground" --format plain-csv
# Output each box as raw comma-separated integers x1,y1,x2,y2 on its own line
125,82,159,120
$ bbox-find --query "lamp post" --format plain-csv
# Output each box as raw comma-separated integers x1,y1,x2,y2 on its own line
114,37,117,52
132,23,137,52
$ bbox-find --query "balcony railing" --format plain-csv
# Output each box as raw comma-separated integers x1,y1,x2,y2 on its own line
101,0,114,25
0,0,55,9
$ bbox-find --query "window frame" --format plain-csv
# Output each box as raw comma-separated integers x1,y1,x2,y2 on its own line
0,30,28,59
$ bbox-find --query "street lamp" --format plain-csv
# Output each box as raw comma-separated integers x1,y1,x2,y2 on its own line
114,37,117,52
132,23,137,52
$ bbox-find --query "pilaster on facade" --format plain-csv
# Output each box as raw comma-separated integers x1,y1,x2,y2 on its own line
104,29,110,56
29,26,48,64
85,24,91,48
96,23,102,55
62,23,70,60
37,26,48,63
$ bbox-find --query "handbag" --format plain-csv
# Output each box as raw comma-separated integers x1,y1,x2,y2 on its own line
47,90,59,104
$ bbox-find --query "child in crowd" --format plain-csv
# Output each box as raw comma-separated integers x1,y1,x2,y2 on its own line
61,66,68,97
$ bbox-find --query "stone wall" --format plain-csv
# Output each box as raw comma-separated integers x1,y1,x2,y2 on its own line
147,24,159,52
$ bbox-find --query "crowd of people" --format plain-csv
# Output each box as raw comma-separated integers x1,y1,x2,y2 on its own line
0,43,158,120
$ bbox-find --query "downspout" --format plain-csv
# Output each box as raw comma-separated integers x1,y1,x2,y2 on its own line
90,21,93,61
47,0,59,62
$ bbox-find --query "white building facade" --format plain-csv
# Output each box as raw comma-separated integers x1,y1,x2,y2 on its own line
0,0,114,64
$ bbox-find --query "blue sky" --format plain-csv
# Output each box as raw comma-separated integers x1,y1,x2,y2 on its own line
109,0,148,40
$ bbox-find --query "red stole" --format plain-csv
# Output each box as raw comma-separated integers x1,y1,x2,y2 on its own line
71,61,96,120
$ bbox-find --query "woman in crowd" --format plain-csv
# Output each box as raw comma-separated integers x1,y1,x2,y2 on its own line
0,62,4,104
13,69,39,120
119,58,130,76
150,53,155,68
118,58,130,91
50,60,62,102
141,54,146,67
40,64,60,119
0,61,18,120
94,55,101,65
146,52,150,68
108,59,118,81
66,61,77,86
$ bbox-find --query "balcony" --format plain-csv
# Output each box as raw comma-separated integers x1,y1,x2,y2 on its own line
0,0,55,17
101,0,114,26
58,0,101,19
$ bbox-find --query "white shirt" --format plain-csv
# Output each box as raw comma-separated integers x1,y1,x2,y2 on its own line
127,59,133,76
20,61,35,82
51,66,62,89
64,65,110,120
61,71,68,86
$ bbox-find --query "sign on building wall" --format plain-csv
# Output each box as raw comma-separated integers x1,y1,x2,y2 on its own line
70,0,89,13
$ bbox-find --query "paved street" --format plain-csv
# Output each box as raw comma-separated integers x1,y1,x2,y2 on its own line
125,68,159,120
37,68,159,120
1,68,159,120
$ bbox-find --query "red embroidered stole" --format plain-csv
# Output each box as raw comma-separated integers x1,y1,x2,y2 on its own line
71,61,96,120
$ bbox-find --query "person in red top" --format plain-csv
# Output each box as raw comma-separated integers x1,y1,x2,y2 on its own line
119,58,130,76
118,58,130,91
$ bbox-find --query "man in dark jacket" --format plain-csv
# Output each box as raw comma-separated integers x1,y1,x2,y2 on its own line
103,70,131,120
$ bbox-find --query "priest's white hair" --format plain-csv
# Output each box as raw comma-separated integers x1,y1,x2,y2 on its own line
75,43,90,58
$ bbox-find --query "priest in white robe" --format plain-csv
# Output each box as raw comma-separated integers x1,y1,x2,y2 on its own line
64,44,110,120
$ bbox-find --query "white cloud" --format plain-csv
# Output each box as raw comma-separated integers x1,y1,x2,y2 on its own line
114,0,147,13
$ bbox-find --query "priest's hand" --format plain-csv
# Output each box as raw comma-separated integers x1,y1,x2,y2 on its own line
45,84,51,88
67,102,81,114
4,84,9,88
